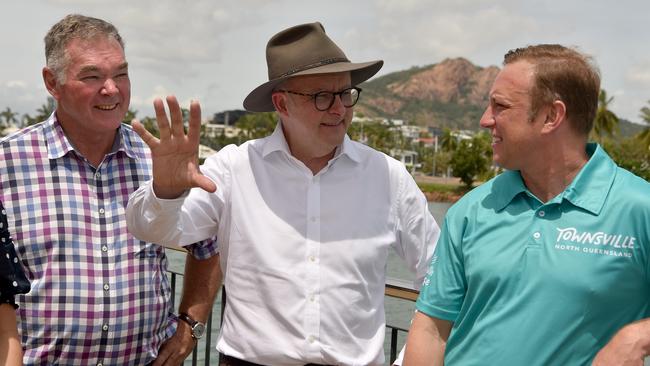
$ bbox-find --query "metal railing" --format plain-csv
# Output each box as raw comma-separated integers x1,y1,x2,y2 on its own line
166,257,418,365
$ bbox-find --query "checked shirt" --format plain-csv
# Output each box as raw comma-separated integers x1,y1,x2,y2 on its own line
0,114,217,365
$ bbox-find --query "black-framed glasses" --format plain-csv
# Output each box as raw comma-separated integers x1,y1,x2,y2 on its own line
277,87,362,111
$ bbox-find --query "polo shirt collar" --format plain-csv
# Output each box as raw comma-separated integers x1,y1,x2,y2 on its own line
262,122,362,164
559,143,615,215
45,112,139,160
494,143,615,215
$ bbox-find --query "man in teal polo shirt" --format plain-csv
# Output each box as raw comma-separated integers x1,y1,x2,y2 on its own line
403,44,650,366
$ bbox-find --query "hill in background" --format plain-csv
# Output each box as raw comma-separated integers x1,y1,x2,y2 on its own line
357,57,644,136
356,57,498,130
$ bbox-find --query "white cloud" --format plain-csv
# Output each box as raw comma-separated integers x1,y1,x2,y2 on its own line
360,1,538,72
2,0,649,122
5,80,28,88
625,61,650,87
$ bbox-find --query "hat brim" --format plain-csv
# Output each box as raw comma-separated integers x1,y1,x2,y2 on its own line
243,60,383,112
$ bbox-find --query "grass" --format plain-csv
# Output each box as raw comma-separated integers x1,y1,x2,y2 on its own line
416,180,471,203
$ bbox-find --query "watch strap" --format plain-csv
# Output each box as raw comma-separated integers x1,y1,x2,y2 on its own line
178,312,198,327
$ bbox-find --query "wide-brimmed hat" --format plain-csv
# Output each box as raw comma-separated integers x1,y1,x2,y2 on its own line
243,22,384,112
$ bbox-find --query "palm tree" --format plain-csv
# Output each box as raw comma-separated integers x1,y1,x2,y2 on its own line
439,128,458,152
0,107,18,127
637,100,650,151
591,89,619,142
122,108,138,124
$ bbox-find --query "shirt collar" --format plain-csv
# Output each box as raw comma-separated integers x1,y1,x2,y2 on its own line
261,122,362,164
493,143,616,215
44,112,140,160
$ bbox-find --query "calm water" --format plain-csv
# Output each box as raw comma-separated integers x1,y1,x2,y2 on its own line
165,201,453,365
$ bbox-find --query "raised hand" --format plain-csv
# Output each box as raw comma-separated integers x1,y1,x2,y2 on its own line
132,95,217,199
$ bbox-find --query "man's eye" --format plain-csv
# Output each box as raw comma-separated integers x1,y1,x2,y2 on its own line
315,92,332,101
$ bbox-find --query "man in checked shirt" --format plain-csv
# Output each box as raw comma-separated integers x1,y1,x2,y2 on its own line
0,14,220,365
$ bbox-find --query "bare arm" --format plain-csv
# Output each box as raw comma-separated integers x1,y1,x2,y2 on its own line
153,253,223,366
403,311,452,366
0,304,23,366
592,318,650,366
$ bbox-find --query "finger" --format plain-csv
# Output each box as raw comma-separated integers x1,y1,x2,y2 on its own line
186,99,202,146
151,341,172,366
132,120,160,149
166,95,185,138
193,174,217,193
153,98,171,140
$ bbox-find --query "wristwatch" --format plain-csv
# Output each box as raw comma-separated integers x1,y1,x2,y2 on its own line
178,313,206,340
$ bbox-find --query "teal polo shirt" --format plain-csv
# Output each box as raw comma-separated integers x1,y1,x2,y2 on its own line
416,143,650,366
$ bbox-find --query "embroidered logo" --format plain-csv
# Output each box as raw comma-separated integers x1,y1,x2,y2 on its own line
554,227,636,258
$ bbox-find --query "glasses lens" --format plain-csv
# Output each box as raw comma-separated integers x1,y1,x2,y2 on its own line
314,92,334,111
341,88,360,107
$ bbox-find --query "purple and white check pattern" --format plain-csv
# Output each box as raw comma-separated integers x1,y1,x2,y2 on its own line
0,114,217,365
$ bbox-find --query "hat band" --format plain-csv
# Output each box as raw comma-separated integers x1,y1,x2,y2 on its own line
277,57,350,78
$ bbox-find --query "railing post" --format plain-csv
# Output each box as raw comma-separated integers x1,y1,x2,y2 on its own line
390,328,398,363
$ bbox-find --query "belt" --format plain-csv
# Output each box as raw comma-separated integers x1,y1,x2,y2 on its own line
220,354,332,366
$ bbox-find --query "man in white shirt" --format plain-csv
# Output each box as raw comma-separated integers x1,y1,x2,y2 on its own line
126,22,440,366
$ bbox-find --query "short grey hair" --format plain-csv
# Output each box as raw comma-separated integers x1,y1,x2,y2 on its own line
44,14,125,84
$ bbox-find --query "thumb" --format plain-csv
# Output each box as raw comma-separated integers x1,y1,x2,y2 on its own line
193,175,217,193
132,119,159,148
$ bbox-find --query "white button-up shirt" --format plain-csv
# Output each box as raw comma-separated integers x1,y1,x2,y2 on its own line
127,124,440,365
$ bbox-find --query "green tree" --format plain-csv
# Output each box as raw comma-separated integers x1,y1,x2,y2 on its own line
23,97,57,126
439,127,458,152
414,141,434,175
122,108,138,124
603,137,650,181
0,107,18,127
140,116,160,138
236,112,276,142
450,132,492,188
591,89,619,142
637,100,650,151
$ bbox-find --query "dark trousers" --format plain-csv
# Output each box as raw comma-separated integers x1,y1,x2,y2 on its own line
220,354,331,366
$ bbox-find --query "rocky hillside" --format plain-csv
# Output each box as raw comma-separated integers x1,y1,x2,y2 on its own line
357,57,500,130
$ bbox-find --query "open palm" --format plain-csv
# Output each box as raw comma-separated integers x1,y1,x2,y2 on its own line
132,95,216,199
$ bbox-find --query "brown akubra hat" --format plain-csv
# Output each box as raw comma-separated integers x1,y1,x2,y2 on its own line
243,22,384,112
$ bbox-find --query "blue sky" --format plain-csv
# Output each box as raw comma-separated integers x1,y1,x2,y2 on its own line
1,0,649,124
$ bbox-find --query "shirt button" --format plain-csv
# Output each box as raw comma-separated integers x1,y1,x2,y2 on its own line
101,245,108,252
308,335,315,343
103,283,110,291
309,256,316,262
97,363,103,366
309,294,316,302
95,172,101,179
533,232,541,239
102,324,109,331
538,210,546,217
99,208,105,215
12,281,18,287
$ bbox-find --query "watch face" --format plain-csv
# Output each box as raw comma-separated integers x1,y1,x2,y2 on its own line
193,323,206,339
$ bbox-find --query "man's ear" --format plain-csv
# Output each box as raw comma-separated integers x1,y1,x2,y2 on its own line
541,99,567,134
271,92,288,117
42,67,60,99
